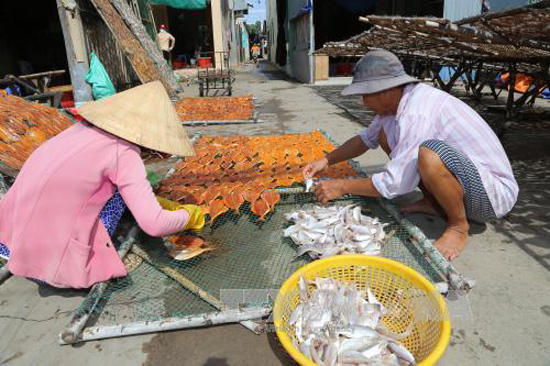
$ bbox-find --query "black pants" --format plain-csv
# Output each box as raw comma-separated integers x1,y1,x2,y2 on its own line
163,51,170,62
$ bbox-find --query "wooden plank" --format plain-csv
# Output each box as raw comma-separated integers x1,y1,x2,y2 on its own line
89,0,175,95
314,54,329,81
56,0,93,103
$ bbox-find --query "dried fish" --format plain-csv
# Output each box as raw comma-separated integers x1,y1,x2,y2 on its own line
291,276,415,366
261,189,280,210
165,235,213,261
0,94,72,172
305,178,315,192
242,185,264,203
284,205,387,259
251,198,270,220
201,187,223,205
176,95,254,122
166,234,205,247
156,133,360,226
223,189,245,213
209,199,229,224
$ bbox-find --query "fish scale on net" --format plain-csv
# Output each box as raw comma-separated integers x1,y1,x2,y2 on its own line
290,276,416,366
283,205,388,259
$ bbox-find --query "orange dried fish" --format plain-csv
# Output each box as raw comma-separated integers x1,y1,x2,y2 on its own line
166,235,205,248
176,95,254,122
165,235,212,261
276,177,295,187
261,189,280,210
251,198,270,220
199,203,210,216
175,189,203,204
223,189,245,213
162,133,359,227
201,187,222,204
243,185,264,203
209,199,229,224
0,94,72,174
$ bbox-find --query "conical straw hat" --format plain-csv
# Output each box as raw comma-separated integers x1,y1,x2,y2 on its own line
78,81,194,157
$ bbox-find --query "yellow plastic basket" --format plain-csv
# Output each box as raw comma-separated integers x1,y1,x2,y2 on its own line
273,255,451,366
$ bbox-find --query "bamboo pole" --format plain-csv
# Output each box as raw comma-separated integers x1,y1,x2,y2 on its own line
0,266,11,284
59,307,271,344
377,200,475,293
59,226,138,344
131,245,266,334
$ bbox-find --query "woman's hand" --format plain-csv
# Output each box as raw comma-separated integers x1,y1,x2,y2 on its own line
302,157,329,179
182,204,205,230
315,180,346,204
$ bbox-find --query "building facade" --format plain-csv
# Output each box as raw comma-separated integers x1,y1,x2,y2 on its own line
266,0,445,83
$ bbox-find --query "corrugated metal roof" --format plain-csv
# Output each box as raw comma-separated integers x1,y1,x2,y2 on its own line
444,0,481,22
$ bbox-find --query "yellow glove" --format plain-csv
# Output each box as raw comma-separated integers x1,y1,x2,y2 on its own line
156,196,205,231
181,204,205,231
157,196,181,211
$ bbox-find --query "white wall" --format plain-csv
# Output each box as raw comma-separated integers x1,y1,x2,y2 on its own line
266,0,278,63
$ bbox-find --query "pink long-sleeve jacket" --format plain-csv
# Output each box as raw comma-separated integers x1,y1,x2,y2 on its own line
0,122,189,288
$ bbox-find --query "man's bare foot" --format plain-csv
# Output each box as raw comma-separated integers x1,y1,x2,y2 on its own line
434,226,469,261
400,198,441,217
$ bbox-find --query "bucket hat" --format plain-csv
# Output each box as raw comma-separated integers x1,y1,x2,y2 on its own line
342,50,419,96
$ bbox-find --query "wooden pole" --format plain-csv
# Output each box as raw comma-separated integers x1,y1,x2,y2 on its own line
506,64,517,119
55,0,93,104
59,307,271,344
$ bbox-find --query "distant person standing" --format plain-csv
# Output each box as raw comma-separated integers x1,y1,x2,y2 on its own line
251,44,261,64
157,24,175,62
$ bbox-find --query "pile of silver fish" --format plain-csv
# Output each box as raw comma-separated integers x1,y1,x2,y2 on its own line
289,276,416,365
284,205,387,259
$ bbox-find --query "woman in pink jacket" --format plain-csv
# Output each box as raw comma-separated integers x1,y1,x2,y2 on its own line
0,81,203,288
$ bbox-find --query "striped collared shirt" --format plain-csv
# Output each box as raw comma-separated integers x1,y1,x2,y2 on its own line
359,83,518,218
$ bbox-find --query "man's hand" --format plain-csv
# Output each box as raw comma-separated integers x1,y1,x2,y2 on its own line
302,157,329,179
315,180,346,204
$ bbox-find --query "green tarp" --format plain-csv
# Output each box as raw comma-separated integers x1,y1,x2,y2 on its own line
148,0,207,9
85,53,116,100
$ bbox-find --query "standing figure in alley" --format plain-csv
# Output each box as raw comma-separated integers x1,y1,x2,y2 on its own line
0,81,204,288
157,24,176,62
303,50,518,261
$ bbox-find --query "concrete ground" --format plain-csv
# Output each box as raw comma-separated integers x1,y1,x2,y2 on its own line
1,61,550,366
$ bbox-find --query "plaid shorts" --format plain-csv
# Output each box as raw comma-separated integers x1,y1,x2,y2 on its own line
0,192,126,284
421,140,497,223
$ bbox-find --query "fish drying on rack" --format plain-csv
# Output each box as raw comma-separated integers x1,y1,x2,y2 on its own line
284,205,387,258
